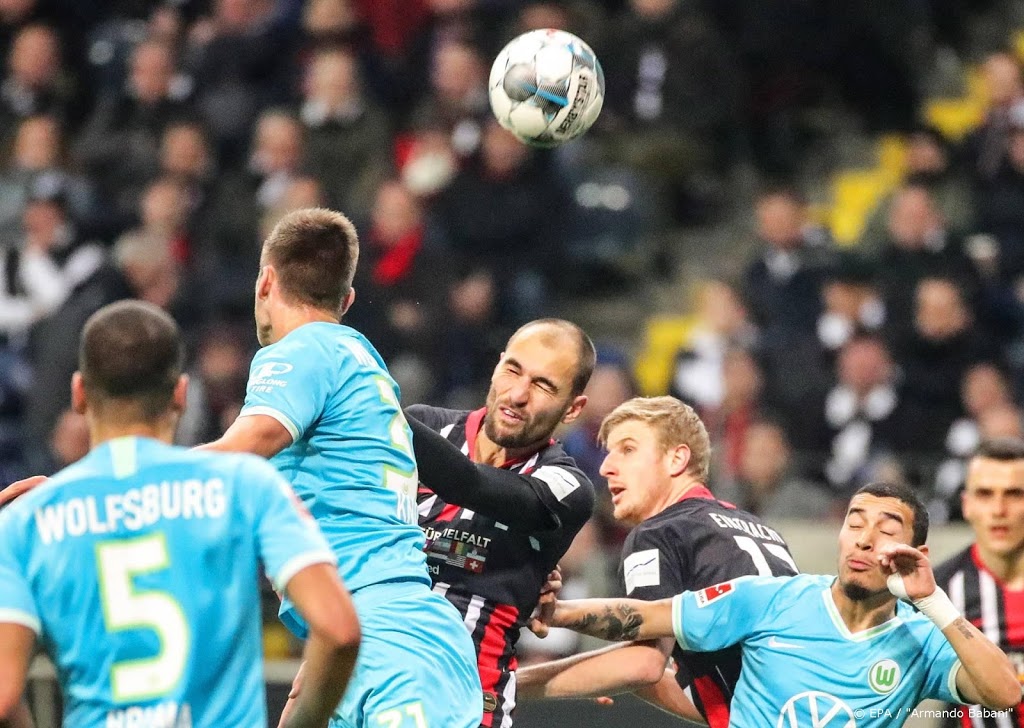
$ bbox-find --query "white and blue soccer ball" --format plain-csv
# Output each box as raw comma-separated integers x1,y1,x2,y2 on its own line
488,29,605,148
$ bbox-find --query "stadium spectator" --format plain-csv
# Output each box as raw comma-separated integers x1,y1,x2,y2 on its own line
0,114,98,240
861,125,974,252
181,0,299,163
873,184,979,340
933,363,1016,512
935,438,1024,727
602,0,740,222
300,47,391,219
345,180,453,403
75,39,190,226
717,418,839,520
0,192,103,343
205,109,305,303
973,117,1024,282
518,396,798,723
405,318,597,728
894,278,997,461
543,481,1021,723
815,256,886,356
670,278,759,411
699,347,766,487
435,120,570,320
412,37,489,159
963,52,1024,187
819,335,915,494
0,24,72,145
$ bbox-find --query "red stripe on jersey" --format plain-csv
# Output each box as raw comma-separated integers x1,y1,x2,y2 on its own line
692,675,731,728
478,603,519,692
678,485,736,510
970,545,1024,645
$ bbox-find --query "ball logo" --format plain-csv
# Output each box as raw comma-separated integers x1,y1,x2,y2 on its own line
868,659,900,694
776,691,856,728
252,362,294,380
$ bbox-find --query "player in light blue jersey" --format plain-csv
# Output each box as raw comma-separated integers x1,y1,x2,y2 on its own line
541,481,1021,727
202,208,482,728
0,301,361,728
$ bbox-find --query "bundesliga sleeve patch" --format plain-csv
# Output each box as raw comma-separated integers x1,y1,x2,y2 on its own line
695,582,733,608
623,549,661,594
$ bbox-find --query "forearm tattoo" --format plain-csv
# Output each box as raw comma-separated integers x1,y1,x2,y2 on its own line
563,602,644,641
952,617,975,640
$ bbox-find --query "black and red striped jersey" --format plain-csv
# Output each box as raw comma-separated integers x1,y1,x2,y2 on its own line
408,405,594,728
935,545,1024,728
617,488,799,728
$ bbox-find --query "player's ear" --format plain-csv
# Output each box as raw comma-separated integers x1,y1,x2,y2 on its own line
562,394,587,425
339,288,356,316
171,374,189,415
668,443,691,478
70,372,87,415
256,265,275,299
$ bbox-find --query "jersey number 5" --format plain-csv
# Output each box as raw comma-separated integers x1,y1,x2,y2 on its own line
733,535,799,576
96,533,190,702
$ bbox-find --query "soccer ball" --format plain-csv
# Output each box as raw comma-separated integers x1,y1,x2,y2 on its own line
488,29,605,148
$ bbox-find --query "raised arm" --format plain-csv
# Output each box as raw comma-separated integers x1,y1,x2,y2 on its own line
548,597,677,642
882,544,1020,710
407,413,591,532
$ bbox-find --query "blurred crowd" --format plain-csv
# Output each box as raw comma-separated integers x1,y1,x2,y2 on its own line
0,0,1021,659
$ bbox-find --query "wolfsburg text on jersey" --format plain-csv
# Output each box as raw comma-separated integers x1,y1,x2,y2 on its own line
34,479,226,544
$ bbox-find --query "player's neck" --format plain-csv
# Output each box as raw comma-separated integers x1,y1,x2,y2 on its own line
975,545,1024,589
89,420,176,447
654,478,705,514
830,581,897,633
271,305,338,342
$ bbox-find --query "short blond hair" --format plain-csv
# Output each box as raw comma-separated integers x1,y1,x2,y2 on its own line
598,396,711,481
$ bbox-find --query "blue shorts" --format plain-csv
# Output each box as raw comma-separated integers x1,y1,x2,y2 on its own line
330,582,482,728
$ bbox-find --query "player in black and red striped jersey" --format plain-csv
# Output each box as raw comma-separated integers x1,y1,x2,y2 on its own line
517,396,799,726
404,319,596,728
935,437,1024,728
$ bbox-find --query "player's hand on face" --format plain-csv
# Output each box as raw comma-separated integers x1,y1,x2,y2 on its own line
0,475,47,507
879,543,937,602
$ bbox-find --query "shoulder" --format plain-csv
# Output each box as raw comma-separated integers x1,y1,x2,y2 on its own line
405,404,468,432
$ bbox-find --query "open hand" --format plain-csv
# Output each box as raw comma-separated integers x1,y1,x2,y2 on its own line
880,543,936,602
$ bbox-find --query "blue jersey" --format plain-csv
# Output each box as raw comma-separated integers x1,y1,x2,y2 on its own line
672,574,965,728
239,322,428,635
0,436,335,728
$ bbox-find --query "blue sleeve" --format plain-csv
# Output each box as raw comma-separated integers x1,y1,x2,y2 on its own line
672,575,782,652
921,625,966,704
239,334,335,442
0,510,41,634
239,457,336,591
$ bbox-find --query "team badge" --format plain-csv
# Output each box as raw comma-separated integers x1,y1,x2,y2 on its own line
867,659,900,694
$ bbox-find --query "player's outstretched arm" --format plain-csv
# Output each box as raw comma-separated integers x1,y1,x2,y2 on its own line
882,544,1020,710
0,624,35,727
549,597,676,642
519,642,705,722
635,672,707,724
278,563,361,728
518,641,673,699
197,415,293,459
406,413,564,531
